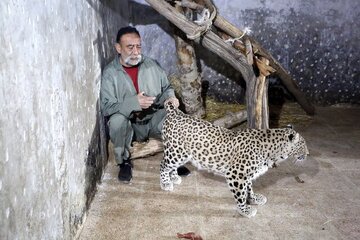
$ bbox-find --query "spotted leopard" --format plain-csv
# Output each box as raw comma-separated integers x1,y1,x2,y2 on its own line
160,102,309,218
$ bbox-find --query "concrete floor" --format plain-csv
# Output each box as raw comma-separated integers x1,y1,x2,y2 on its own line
79,105,360,240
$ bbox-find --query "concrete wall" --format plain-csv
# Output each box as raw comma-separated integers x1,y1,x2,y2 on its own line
131,0,360,105
0,0,128,239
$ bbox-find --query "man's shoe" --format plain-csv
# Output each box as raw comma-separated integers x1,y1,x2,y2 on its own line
118,160,132,183
177,166,191,176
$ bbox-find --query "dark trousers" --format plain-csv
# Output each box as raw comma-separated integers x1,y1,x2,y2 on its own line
107,109,166,164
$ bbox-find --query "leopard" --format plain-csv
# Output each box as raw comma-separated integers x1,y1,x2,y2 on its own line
160,101,309,218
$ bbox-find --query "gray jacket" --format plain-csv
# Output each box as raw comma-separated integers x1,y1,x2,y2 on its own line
100,55,175,121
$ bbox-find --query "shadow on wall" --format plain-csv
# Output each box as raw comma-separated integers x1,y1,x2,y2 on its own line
82,0,128,213
88,0,124,69
84,101,109,210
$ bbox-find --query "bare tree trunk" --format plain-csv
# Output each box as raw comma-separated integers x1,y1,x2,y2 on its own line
254,57,270,129
173,4,205,118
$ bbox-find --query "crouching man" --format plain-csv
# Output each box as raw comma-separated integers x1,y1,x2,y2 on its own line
100,26,190,183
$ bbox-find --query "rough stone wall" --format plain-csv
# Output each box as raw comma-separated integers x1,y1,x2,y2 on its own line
215,0,360,105
0,0,127,239
132,0,359,105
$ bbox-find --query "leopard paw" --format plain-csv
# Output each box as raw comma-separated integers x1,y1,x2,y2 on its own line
160,181,174,191
238,205,257,218
248,193,267,205
170,175,182,185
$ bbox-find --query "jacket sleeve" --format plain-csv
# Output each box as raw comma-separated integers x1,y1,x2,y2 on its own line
100,71,141,118
156,65,175,105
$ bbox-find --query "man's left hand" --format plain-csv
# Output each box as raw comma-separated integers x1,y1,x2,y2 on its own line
164,97,180,108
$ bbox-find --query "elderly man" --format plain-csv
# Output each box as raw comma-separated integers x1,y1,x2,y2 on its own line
100,26,189,182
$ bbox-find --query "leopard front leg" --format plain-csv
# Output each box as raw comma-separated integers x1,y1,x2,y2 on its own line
247,181,267,205
225,174,257,218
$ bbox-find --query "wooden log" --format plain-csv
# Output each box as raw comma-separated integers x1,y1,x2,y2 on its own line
175,0,204,11
214,15,315,115
218,31,245,51
256,56,276,77
130,139,163,159
258,57,271,129
200,31,254,81
245,38,254,65
219,31,275,76
262,76,269,129
255,57,270,129
145,0,207,39
213,110,247,129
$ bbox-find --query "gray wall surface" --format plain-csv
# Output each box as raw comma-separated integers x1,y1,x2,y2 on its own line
132,0,359,105
0,0,128,239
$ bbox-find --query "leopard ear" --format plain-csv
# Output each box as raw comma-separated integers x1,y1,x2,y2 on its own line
289,133,300,143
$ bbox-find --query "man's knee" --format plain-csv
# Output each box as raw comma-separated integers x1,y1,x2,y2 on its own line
108,114,131,135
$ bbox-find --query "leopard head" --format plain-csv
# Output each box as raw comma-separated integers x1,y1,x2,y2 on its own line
281,129,309,163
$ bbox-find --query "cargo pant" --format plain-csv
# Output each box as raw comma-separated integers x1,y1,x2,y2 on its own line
107,109,166,165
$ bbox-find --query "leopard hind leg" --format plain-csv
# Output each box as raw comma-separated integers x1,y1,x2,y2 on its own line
169,152,192,186
170,170,182,185
246,182,267,205
160,144,187,191
160,159,174,191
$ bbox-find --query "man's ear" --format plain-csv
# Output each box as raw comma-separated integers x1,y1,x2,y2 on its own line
115,43,122,54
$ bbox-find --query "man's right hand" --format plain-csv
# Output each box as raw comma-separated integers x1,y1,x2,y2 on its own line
137,92,155,109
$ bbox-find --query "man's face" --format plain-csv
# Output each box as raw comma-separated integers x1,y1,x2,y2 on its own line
115,33,142,67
